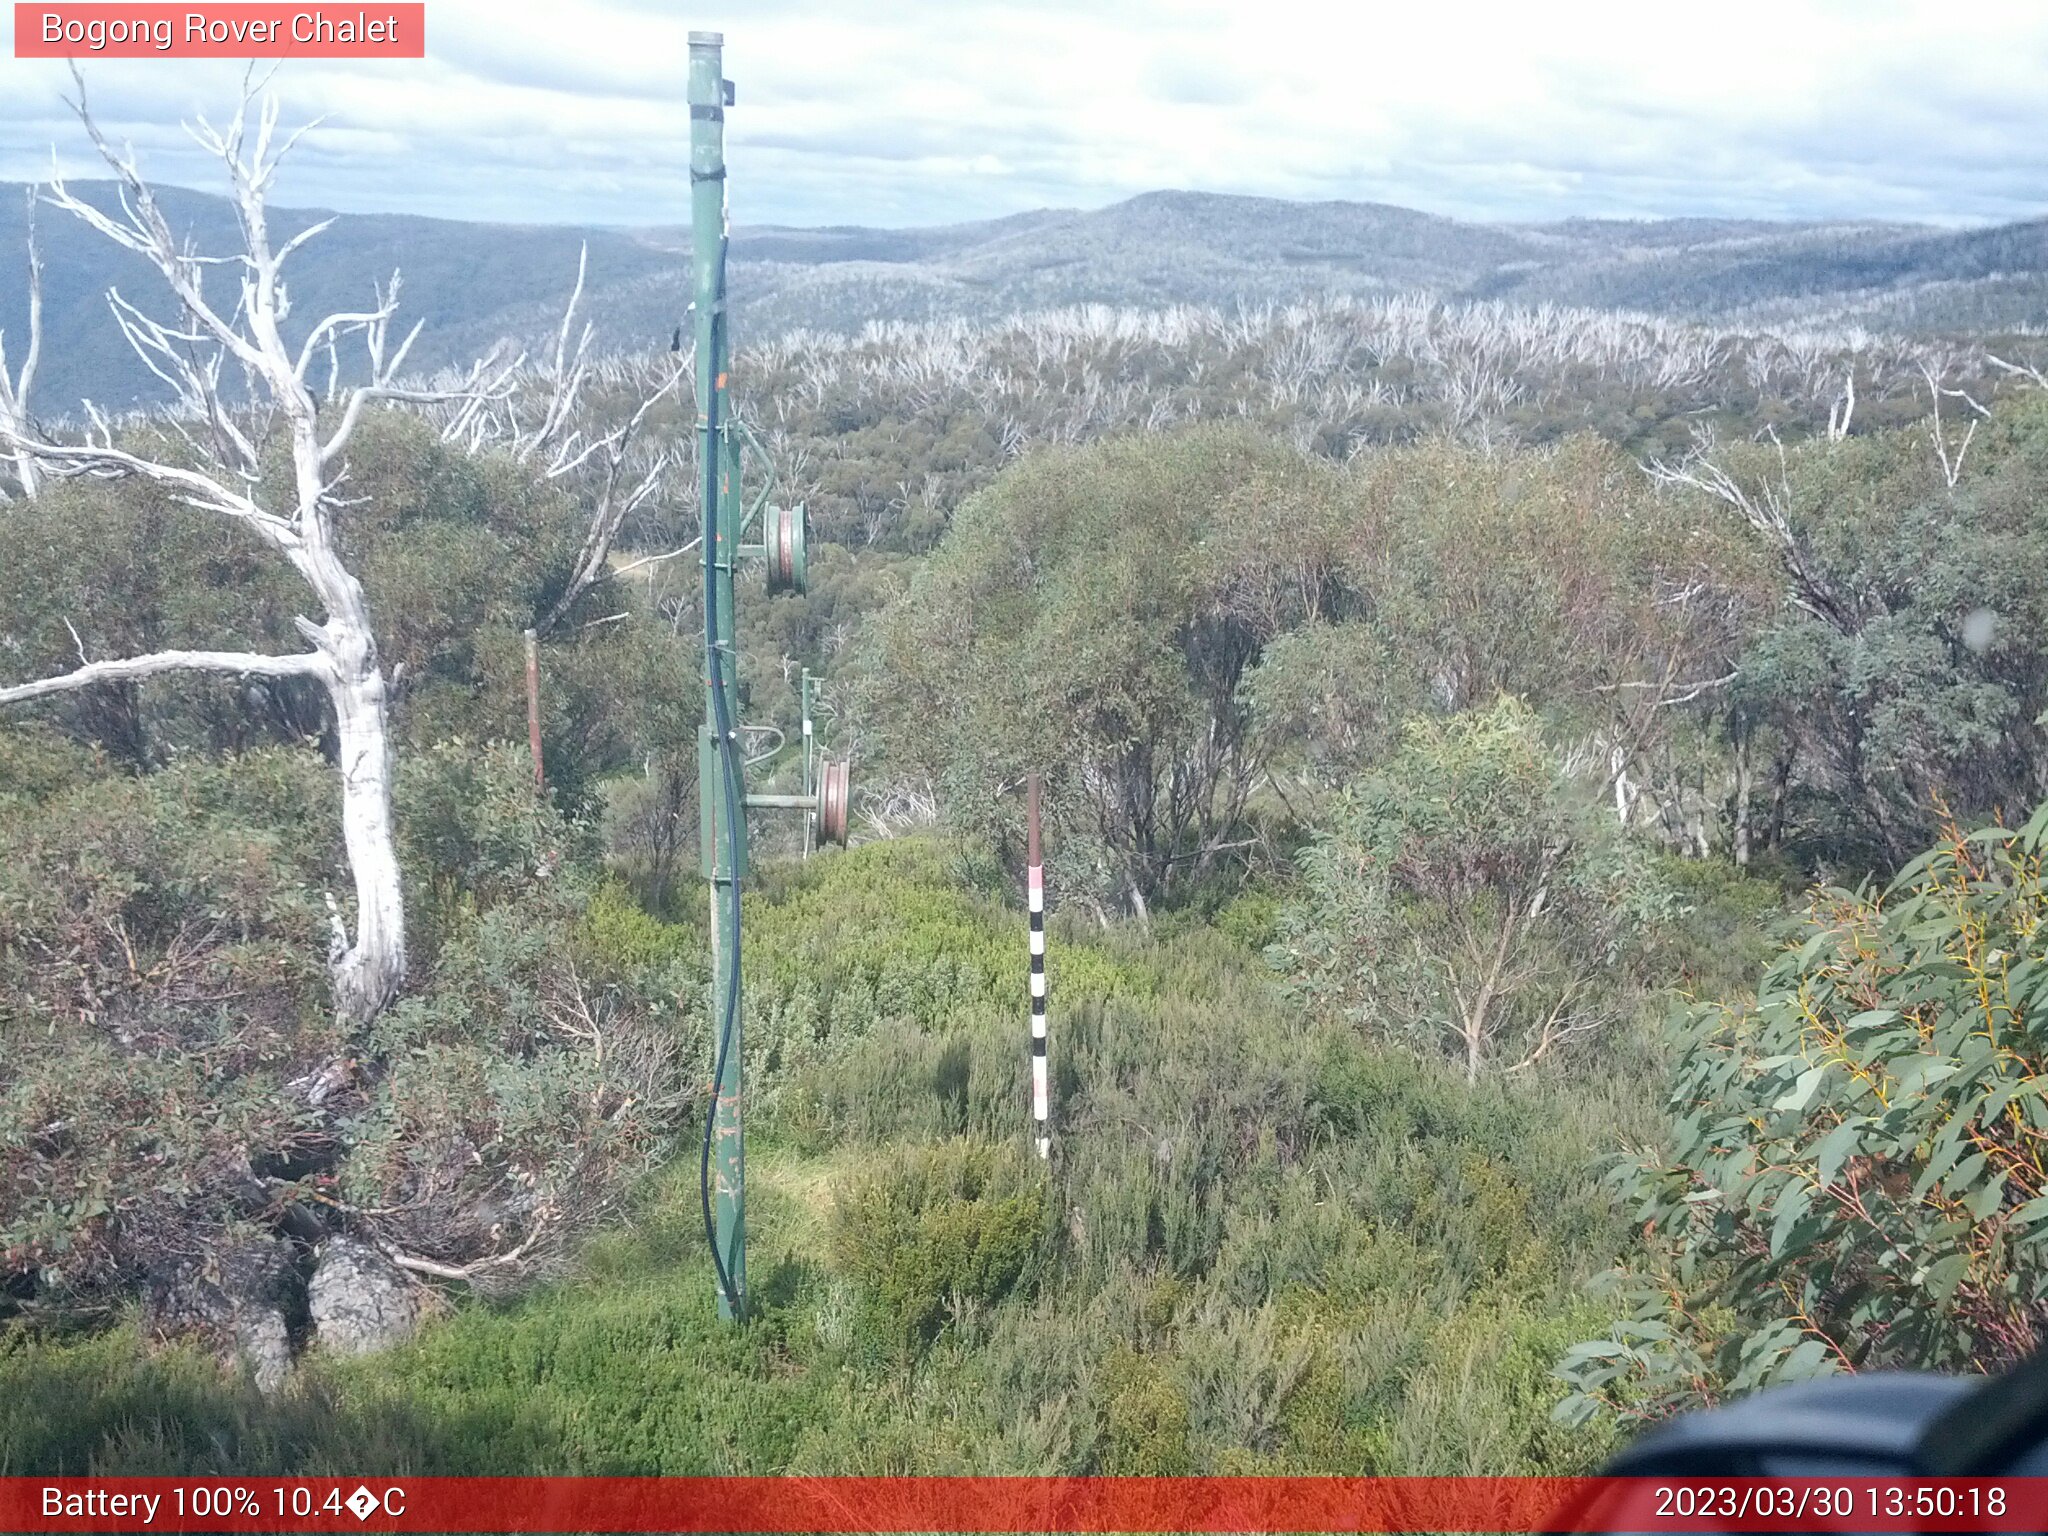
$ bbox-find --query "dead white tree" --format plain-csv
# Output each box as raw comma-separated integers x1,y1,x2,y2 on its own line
1920,360,1990,490
1826,369,1855,442
0,186,42,500
1986,352,2048,393
533,375,681,637
0,76,515,1024
1645,427,1855,634
446,255,685,639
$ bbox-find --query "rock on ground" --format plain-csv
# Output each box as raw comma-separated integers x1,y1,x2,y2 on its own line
308,1236,420,1356
142,1239,297,1394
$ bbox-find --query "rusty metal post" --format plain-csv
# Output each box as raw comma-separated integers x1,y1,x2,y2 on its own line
523,627,543,790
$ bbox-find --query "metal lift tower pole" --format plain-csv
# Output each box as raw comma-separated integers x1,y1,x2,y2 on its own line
690,29,745,1322
687,31,848,1324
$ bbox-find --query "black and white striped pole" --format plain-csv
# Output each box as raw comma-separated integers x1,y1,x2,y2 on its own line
1027,773,1049,1159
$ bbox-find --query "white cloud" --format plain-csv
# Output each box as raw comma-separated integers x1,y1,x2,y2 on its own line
0,0,2044,227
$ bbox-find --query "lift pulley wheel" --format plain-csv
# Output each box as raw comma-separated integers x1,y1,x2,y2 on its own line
817,758,851,847
765,503,808,595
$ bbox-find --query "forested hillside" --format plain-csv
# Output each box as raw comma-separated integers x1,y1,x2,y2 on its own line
10,121,2048,1480
7,180,2048,416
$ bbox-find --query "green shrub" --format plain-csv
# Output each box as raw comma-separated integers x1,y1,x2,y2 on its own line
860,424,1349,912
1559,803,2048,1427
394,740,595,961
0,723,106,803
1272,698,1672,1080
831,1140,1053,1352
575,879,698,981
1211,888,1283,954
0,751,335,1303
347,875,689,1289
1098,1344,1192,1473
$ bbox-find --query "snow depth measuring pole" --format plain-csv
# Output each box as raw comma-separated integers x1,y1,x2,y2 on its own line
688,31,850,1322
1027,774,1050,1158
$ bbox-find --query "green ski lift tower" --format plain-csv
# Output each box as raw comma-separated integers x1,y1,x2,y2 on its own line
689,30,850,1322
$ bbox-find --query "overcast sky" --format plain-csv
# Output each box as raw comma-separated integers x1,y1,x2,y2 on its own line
3,0,2047,231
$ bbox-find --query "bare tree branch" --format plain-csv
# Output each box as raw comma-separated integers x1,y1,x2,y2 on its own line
527,242,594,465
0,647,328,705
0,431,298,547
1645,426,1856,633
380,1220,553,1282
1987,353,2048,392
1594,669,1740,707
534,362,684,638
51,67,271,378
612,536,702,578
1826,369,1854,442
321,335,519,469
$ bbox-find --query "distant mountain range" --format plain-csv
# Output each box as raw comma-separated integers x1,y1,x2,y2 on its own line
4,184,2045,414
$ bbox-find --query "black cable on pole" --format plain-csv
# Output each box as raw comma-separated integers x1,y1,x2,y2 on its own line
699,232,745,1320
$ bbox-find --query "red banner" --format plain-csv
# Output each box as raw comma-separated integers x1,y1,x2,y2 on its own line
6,1476,2048,1532
13,4,425,58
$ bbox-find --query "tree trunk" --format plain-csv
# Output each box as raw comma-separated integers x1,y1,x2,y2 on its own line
1686,769,1711,859
1458,915,1517,1084
1732,724,1754,869
2,186,41,501
1766,743,1794,851
328,659,406,1024
287,355,407,1026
